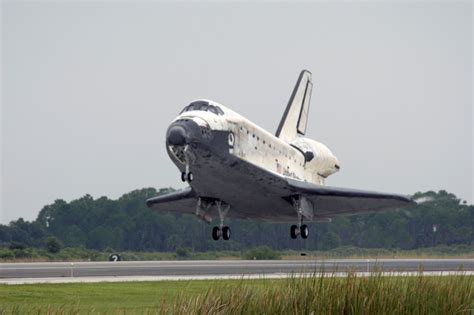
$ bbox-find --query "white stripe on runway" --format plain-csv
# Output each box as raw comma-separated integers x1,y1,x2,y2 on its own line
2,271,472,285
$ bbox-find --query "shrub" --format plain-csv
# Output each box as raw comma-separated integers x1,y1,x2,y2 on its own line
176,247,190,259
46,236,62,253
9,242,26,250
0,248,15,259
13,248,39,259
243,246,280,260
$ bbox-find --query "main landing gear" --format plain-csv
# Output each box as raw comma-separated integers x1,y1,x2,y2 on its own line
196,198,231,241
212,200,231,241
290,224,309,239
212,226,231,241
290,195,313,239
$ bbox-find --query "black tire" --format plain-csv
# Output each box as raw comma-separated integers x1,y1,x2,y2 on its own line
181,172,186,182
290,225,298,239
212,226,220,240
300,224,309,239
187,172,194,182
222,226,231,240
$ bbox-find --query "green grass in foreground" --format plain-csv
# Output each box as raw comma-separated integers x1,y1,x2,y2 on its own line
0,274,473,314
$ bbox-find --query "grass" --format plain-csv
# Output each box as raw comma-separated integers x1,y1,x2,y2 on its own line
0,280,216,313
1,273,472,314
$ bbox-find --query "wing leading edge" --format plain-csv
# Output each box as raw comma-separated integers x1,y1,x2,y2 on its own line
286,178,415,217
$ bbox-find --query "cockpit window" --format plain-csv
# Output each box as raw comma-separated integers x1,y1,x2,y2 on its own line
180,101,224,115
215,106,224,115
207,106,218,114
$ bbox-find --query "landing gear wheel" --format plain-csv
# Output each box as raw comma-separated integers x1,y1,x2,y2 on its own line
187,172,194,182
222,226,231,240
212,226,220,240
181,172,186,182
300,224,309,239
290,225,298,239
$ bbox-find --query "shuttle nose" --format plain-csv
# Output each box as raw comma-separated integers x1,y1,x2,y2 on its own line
166,119,203,146
167,126,186,145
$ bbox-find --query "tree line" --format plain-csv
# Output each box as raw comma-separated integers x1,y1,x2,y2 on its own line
0,188,472,252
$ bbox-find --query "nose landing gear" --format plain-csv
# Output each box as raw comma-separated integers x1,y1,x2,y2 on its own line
181,171,193,182
180,145,195,183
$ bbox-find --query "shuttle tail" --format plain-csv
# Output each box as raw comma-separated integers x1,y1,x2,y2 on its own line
275,70,313,143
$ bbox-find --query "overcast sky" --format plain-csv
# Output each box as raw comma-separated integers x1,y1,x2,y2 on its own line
1,2,472,224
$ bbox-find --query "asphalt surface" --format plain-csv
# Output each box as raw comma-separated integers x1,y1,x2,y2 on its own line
1,259,473,279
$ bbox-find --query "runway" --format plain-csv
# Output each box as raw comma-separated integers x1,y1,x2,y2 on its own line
1,259,473,284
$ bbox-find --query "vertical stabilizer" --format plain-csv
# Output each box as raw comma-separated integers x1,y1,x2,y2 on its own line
275,70,313,143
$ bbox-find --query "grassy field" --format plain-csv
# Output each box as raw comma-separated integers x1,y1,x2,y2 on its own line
1,273,472,314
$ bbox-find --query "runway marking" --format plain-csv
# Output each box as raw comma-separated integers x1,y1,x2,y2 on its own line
1,271,472,285
0,263,386,270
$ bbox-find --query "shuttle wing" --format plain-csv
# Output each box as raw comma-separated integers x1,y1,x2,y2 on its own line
146,187,197,215
146,166,414,221
286,178,415,217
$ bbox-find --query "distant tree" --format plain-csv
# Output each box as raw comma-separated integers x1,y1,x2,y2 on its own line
320,231,341,250
46,236,62,253
0,225,12,243
9,241,26,250
0,189,472,252
86,226,115,250
63,225,86,247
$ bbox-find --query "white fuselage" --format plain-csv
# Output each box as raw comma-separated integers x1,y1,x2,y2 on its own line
169,100,340,186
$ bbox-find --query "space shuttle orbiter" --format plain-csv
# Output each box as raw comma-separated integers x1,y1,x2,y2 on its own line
147,70,414,241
